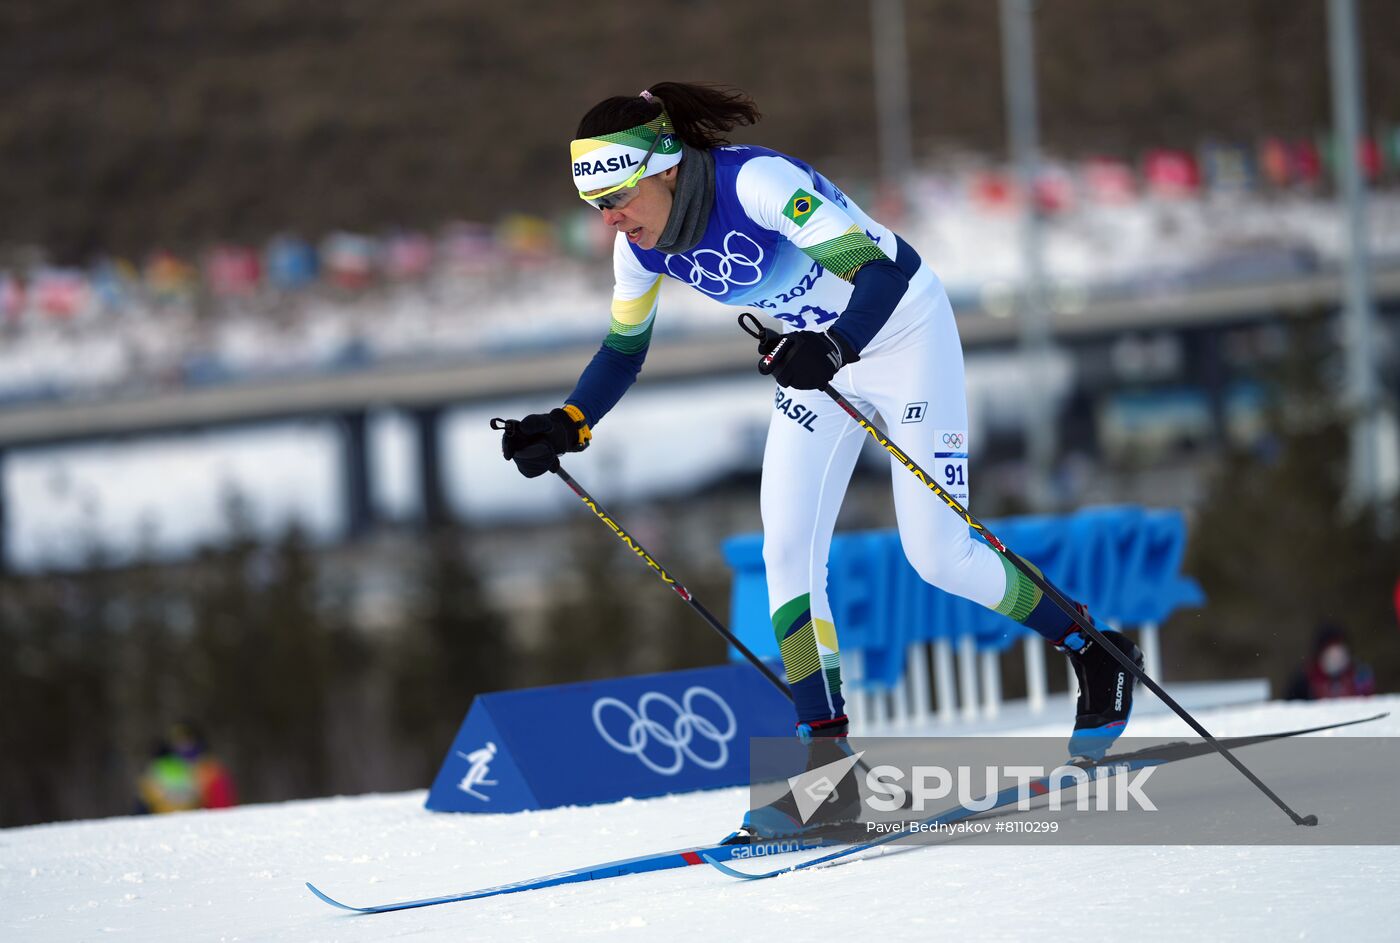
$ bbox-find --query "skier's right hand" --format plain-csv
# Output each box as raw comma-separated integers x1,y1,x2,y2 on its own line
748,317,782,359
497,406,591,478
738,311,785,371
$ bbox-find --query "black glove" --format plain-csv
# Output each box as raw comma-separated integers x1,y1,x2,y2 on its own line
751,320,782,359
498,405,591,478
762,329,859,390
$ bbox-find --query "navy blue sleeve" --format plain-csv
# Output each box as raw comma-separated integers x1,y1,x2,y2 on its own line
828,235,922,356
564,340,650,427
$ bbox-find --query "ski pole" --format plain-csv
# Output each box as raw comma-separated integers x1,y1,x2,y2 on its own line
499,425,921,812
489,419,791,700
545,458,904,797
738,313,1318,827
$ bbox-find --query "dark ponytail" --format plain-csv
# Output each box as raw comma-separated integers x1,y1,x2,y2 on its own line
575,81,761,149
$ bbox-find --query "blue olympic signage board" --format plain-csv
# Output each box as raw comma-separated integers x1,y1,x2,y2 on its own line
425,662,795,813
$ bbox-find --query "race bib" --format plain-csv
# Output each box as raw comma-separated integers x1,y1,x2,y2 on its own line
934,429,969,503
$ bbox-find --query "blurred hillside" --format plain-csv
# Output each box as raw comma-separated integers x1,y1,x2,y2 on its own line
4,0,1400,258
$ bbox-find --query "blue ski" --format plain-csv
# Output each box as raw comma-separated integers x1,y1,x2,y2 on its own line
703,712,1389,880
308,714,1385,911
306,836,824,914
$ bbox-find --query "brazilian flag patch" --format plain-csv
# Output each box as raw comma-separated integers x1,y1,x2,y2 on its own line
782,188,823,227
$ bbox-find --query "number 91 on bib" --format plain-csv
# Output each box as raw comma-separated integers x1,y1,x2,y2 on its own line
934,429,969,503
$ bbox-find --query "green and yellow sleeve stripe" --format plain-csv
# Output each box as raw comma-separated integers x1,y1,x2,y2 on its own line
603,275,661,355
799,224,889,282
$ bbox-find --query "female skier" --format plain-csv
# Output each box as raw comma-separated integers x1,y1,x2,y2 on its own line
500,82,1141,838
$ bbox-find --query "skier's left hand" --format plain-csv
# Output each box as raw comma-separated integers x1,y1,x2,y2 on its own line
761,329,858,390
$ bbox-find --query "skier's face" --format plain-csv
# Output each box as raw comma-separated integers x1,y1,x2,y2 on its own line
599,167,676,251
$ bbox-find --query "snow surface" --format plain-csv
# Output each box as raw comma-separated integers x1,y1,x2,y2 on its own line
4,696,1398,942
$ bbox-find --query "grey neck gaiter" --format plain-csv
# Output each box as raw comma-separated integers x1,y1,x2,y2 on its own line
653,144,715,255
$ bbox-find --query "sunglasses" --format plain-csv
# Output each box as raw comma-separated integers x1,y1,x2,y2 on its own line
578,128,667,211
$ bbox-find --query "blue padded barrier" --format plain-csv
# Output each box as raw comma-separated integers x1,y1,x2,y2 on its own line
426,662,795,812
722,506,1205,689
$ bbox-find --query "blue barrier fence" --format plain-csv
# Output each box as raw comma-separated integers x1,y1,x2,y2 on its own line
723,506,1205,690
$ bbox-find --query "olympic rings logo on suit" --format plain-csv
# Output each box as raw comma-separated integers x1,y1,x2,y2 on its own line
664,231,765,297
942,432,965,448
591,686,738,776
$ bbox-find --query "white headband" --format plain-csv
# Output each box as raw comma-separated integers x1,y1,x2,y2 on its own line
569,110,683,194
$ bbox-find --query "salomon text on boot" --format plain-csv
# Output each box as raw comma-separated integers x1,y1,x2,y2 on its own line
1056,613,1143,764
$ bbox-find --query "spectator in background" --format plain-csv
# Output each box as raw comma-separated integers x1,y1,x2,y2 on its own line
1284,623,1375,701
136,721,238,814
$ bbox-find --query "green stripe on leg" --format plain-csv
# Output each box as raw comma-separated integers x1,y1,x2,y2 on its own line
994,553,1044,623
771,593,813,644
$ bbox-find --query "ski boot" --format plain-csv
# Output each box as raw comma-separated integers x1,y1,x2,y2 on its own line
1057,610,1144,764
721,716,863,845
